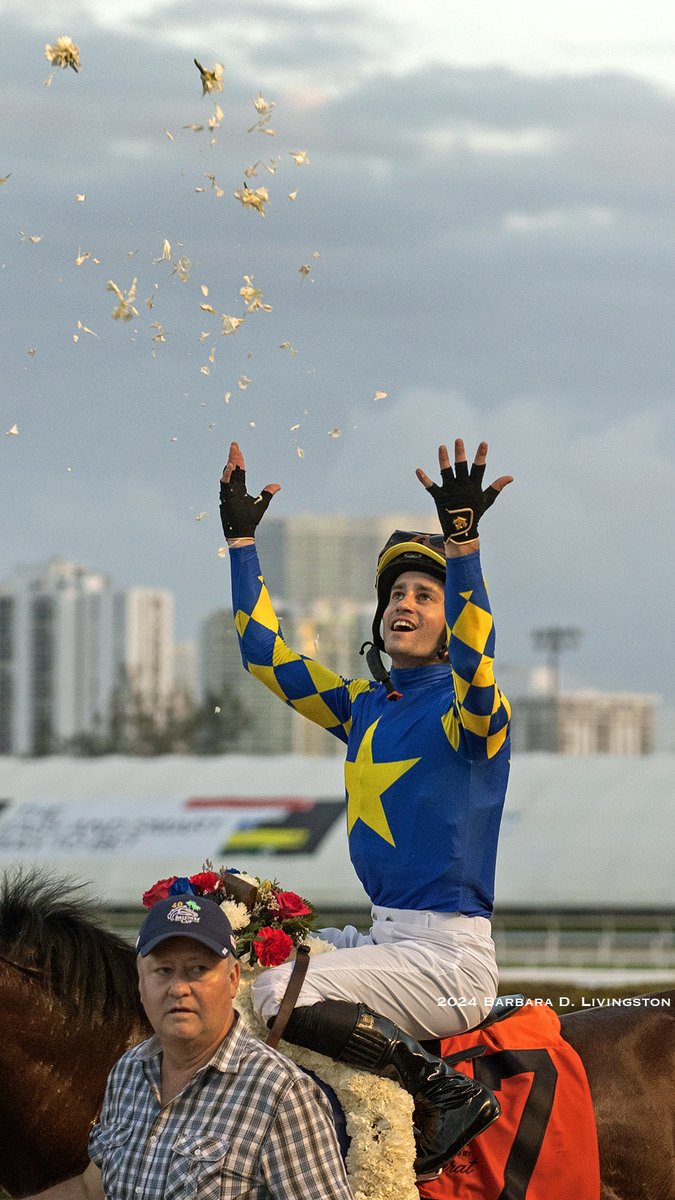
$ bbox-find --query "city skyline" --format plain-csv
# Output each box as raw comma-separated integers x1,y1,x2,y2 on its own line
1,536,666,755
2,1,674,712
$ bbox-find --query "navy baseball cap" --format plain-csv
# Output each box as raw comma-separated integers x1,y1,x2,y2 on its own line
136,894,237,958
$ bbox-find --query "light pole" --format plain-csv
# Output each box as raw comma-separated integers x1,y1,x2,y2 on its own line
531,627,582,697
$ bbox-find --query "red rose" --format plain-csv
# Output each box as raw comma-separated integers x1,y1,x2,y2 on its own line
275,891,312,919
253,926,294,967
141,876,178,909
188,871,221,895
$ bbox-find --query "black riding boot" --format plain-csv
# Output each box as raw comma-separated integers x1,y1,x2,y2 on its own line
282,1000,501,1178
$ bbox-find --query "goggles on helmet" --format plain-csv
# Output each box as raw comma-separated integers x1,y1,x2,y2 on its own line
373,530,446,651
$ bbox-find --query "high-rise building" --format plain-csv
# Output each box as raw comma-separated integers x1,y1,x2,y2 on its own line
0,564,176,755
199,608,293,753
283,600,373,756
255,513,429,605
113,588,175,714
0,559,114,754
173,640,199,707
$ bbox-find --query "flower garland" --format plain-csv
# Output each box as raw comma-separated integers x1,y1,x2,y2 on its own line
235,969,418,1200
141,864,316,966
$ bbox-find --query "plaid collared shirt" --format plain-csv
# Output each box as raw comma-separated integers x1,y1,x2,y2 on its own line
89,1014,353,1200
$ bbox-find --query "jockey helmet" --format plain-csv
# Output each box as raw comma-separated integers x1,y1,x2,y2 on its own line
372,530,446,652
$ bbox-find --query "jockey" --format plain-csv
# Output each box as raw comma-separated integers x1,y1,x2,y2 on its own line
220,437,513,1179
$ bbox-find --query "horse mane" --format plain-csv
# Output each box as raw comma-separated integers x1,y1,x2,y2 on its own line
0,868,146,1028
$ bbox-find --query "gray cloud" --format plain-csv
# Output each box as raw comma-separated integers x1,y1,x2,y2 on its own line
1,17,674,709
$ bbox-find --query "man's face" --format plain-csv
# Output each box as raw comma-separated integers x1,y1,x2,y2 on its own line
138,937,241,1054
382,570,447,668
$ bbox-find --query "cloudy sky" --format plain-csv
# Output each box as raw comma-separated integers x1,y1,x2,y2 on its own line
2,0,674,724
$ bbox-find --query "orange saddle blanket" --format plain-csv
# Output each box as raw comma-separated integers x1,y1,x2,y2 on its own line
417,1002,600,1200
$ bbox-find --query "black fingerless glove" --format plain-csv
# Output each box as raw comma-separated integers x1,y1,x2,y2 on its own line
219,467,275,538
425,460,500,543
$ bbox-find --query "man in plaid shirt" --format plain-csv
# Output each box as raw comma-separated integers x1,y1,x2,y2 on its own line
27,895,353,1200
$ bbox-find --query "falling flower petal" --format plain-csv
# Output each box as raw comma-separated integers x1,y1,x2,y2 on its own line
200,366,210,375
217,546,228,557
5,425,19,436
290,150,309,166
164,129,174,141
171,256,191,283
233,184,269,217
107,277,139,322
151,322,166,343
298,264,310,281
75,193,86,203
0,175,11,186
328,428,342,438
221,315,244,335
162,239,171,260
290,423,301,431
240,275,272,313
238,376,251,389
288,190,298,201
374,390,388,401
279,341,298,355
253,93,274,116
223,392,231,404
248,94,277,135
195,512,208,521
296,444,305,458
45,36,80,72
76,320,99,338
194,59,224,95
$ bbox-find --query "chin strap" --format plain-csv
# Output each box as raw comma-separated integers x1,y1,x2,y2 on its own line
359,642,402,701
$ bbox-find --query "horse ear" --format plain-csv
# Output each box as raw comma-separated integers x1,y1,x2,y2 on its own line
222,872,259,912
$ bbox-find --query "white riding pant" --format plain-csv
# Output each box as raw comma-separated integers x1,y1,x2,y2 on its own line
252,906,498,1041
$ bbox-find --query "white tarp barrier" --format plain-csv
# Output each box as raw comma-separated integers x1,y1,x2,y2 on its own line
0,754,673,910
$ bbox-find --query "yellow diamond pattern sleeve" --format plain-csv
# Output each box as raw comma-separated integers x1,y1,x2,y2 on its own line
230,544,376,744
442,554,511,760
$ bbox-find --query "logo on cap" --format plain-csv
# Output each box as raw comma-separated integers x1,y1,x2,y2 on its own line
167,900,202,924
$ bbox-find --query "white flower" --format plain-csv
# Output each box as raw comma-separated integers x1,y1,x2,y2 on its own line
300,935,336,956
220,900,249,931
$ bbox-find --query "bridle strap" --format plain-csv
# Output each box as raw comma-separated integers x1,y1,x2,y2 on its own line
266,947,310,1049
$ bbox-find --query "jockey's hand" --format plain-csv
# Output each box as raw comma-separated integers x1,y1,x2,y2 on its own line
220,442,280,541
416,440,513,545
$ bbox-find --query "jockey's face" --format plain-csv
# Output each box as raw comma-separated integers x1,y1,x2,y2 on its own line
382,571,447,669
138,937,240,1058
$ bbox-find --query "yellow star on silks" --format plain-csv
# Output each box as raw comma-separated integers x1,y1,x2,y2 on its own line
345,719,420,847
